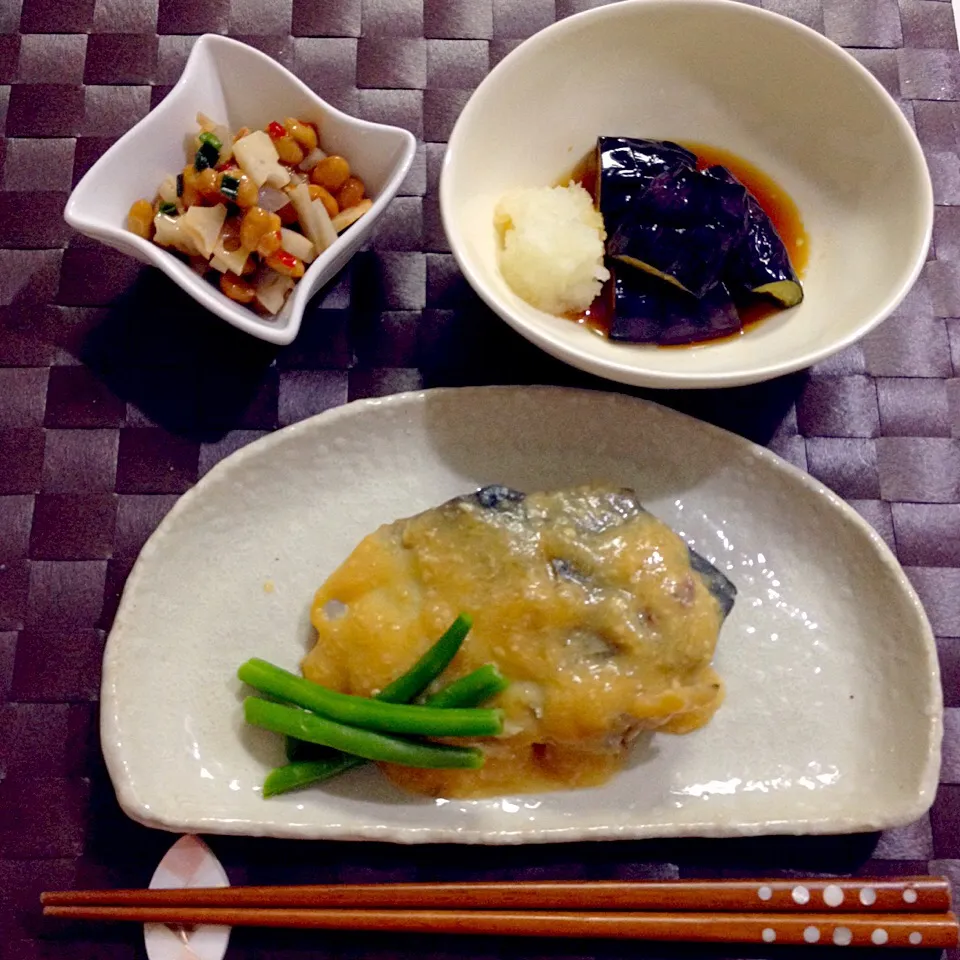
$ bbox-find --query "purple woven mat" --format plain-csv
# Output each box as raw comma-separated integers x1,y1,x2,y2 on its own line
1,1,959,958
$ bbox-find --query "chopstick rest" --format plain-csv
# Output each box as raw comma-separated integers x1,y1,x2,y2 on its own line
142,835,231,960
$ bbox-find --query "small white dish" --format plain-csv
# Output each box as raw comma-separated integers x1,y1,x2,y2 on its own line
64,34,416,345
441,0,933,389
101,386,941,844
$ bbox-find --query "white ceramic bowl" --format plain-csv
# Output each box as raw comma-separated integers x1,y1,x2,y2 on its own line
441,0,933,389
65,35,416,345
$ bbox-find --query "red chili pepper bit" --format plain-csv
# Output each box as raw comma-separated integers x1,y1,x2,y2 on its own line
268,121,287,139
275,249,296,268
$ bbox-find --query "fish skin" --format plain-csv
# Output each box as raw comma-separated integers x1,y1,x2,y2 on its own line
466,484,736,619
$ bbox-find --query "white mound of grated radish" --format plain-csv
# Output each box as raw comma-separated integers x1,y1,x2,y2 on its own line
494,183,609,315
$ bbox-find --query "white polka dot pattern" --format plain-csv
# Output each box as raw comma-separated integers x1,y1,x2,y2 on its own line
833,926,853,946
791,884,810,905
872,928,889,945
823,883,844,907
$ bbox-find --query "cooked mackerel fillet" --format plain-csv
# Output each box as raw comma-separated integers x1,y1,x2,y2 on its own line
304,484,736,798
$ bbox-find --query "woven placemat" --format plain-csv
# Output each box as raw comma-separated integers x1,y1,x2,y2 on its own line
1,1,959,957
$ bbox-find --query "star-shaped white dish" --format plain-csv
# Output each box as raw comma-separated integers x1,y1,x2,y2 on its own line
65,34,416,345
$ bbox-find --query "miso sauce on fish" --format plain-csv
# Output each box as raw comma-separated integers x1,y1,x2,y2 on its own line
304,485,736,798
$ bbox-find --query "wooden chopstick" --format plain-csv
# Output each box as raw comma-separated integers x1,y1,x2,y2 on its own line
40,876,952,913
41,905,960,947
40,877,958,948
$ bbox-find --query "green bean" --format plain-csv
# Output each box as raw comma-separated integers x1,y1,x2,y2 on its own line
238,658,502,737
269,663,507,797
286,613,472,760
285,734,307,762
377,613,473,702
263,755,361,798
424,664,508,708
244,698,484,769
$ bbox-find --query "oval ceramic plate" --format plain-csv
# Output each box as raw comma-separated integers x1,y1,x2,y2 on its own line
101,387,941,843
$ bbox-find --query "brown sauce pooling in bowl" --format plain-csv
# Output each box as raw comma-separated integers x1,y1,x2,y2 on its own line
562,142,809,345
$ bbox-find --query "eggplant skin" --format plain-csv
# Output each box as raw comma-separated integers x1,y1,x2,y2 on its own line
593,140,803,345
609,265,741,346
655,283,741,346
607,166,749,298
703,164,803,307
596,137,696,231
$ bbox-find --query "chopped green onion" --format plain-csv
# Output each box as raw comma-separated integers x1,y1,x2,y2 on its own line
157,201,178,216
219,173,240,202
194,141,219,171
175,173,184,197
198,130,223,151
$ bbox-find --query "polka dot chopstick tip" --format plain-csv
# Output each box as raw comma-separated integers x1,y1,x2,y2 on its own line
747,878,946,913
